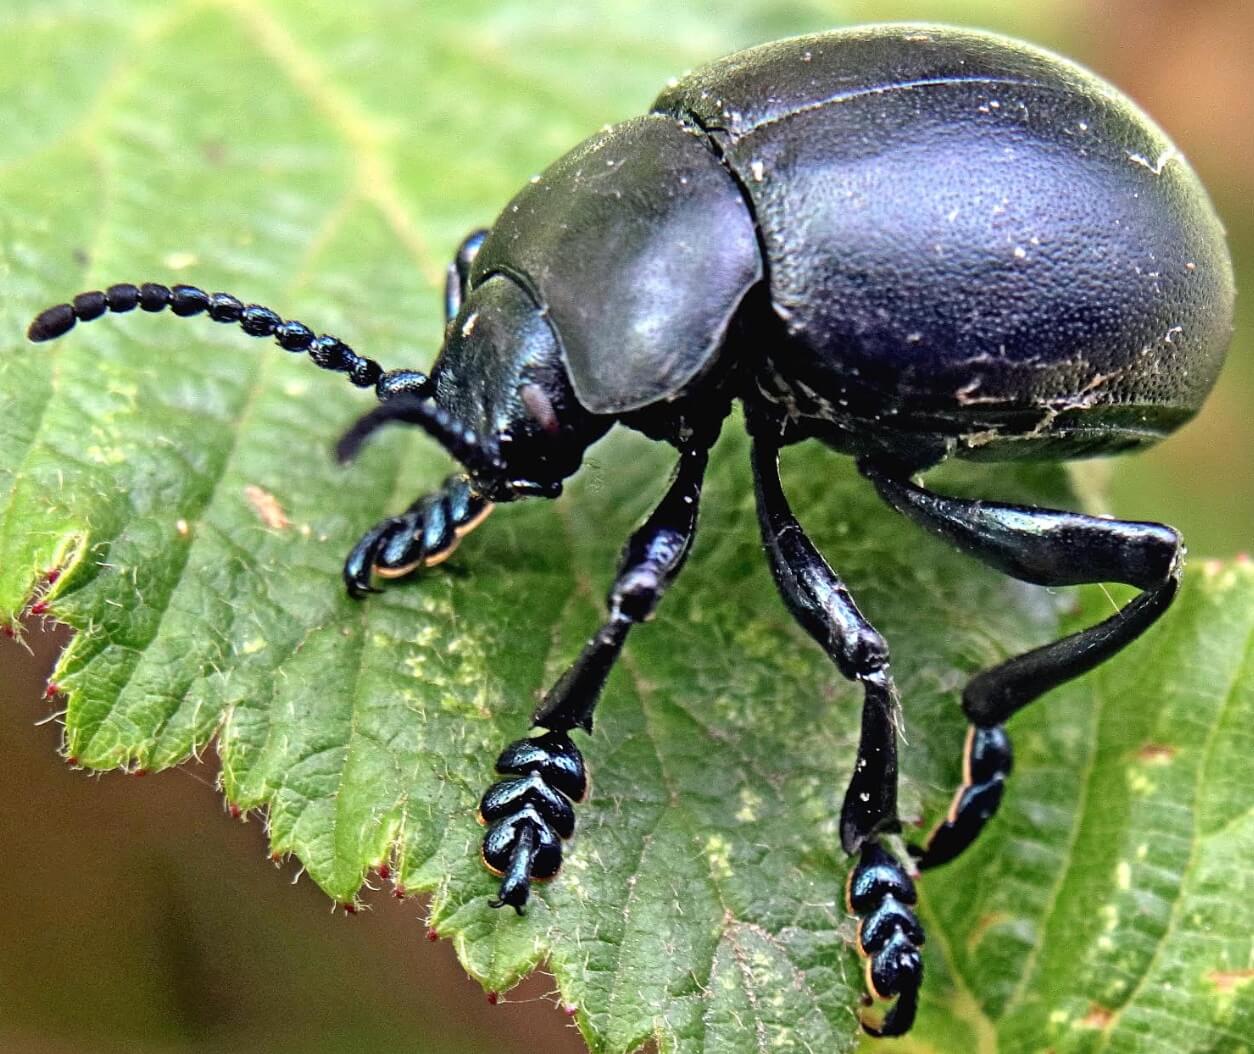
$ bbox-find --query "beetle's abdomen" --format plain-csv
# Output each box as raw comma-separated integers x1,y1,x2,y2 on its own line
655,26,1234,456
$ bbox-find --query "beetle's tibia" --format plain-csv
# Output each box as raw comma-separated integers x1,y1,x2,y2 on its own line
27,282,398,395
846,841,924,1038
480,729,586,912
909,724,1012,870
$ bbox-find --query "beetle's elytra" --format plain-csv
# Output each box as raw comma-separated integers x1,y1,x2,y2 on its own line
28,24,1233,1038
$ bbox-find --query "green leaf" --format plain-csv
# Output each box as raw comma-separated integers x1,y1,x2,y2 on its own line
864,560,1254,1054
3,3,1250,1053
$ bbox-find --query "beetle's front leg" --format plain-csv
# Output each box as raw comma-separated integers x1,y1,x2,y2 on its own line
479,442,709,912
341,474,492,598
751,437,922,1037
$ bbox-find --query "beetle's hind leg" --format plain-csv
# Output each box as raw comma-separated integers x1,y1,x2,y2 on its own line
479,441,711,913
341,474,492,598
859,459,1181,870
751,437,922,1038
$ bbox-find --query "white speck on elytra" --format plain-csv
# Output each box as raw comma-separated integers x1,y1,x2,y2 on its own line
1127,147,1181,176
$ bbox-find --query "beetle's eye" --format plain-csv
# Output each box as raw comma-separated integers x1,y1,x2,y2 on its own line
519,383,559,435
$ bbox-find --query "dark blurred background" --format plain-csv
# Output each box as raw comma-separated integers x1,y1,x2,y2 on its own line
4,1,1251,1052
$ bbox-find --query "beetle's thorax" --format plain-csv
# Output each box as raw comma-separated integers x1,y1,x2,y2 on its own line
467,112,763,417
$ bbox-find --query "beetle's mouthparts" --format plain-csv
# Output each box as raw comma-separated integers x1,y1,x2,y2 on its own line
335,395,503,477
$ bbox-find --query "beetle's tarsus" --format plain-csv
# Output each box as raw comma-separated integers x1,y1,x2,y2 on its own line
910,724,1011,870
342,474,491,597
862,986,921,1039
481,730,586,912
847,841,924,1038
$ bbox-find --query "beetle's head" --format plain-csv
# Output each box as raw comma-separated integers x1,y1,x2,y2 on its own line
338,274,607,502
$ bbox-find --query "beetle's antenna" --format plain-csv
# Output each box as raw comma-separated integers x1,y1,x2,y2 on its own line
335,395,503,476
27,282,427,400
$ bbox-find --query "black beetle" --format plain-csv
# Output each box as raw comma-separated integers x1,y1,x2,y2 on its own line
28,24,1234,1037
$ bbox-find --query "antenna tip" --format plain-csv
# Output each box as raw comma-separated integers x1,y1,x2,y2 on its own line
28,303,76,342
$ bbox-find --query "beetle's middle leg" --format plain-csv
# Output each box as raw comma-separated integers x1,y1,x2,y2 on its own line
479,441,711,913
859,459,1181,870
751,437,922,1039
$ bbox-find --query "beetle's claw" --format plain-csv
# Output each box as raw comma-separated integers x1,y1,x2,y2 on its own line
846,841,925,1038
861,983,920,1038
343,523,392,598
480,730,586,914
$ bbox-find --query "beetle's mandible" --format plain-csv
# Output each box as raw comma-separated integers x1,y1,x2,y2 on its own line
28,24,1234,1038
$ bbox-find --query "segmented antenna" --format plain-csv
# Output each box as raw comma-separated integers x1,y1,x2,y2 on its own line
26,281,422,398
26,282,508,475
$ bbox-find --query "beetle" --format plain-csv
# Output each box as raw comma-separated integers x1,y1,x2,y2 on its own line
27,24,1234,1037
